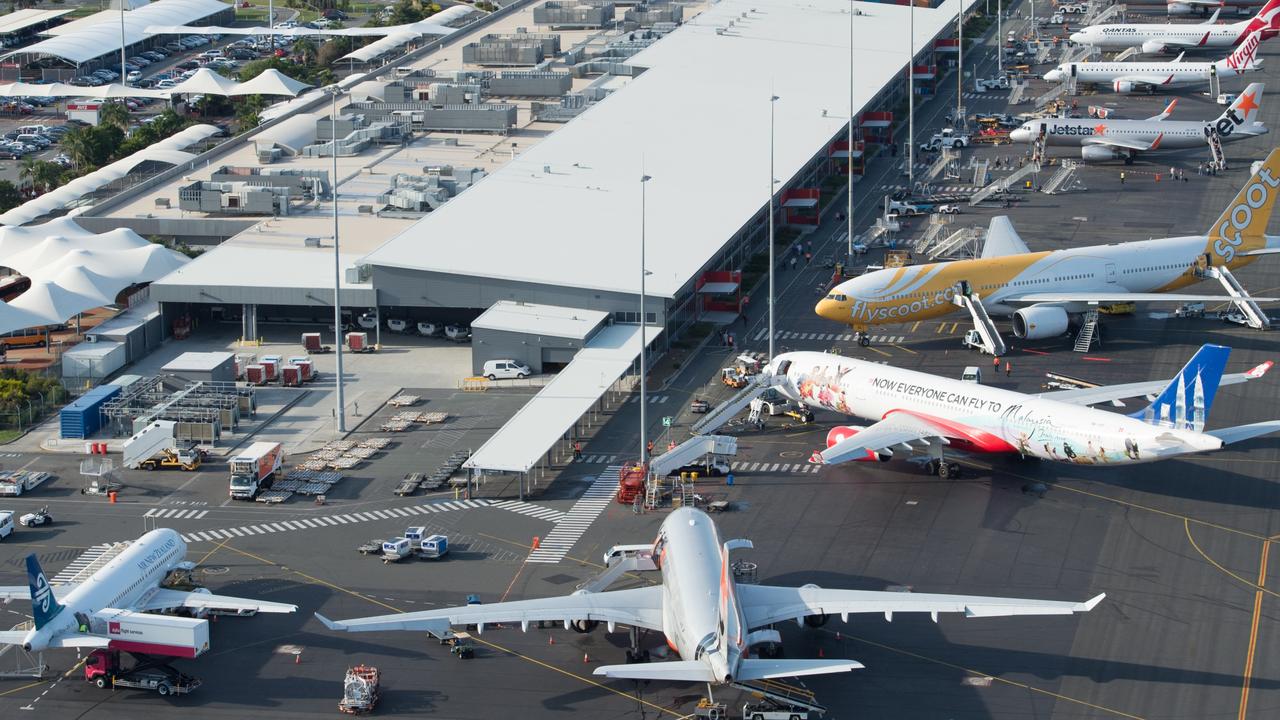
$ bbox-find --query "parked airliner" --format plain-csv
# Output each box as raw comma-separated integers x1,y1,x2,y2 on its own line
816,147,1280,343
1043,30,1263,93
1069,0,1280,53
0,528,296,655
318,507,1102,684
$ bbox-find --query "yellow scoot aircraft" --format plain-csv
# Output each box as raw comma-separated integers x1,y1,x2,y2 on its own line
816,148,1280,348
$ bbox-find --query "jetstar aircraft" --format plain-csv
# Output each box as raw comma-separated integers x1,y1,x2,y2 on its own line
765,345,1278,476
816,147,1280,346
1043,30,1263,93
1007,82,1266,161
0,529,296,655
1069,0,1280,53
317,507,1102,684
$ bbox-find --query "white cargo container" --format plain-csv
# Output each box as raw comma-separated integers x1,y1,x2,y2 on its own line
62,341,127,381
98,609,210,658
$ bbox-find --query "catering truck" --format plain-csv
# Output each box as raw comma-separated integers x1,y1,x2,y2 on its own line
228,441,284,500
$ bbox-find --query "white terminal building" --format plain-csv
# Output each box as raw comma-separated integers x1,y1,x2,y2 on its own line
14,0,980,476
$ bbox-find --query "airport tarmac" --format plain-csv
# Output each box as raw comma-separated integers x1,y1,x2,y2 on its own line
2,7,1280,720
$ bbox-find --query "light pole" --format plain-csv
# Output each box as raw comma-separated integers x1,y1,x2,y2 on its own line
329,87,346,434
120,1,128,85
768,94,779,361
908,1,915,187
998,0,1003,77
957,0,964,128
639,173,652,465
847,2,854,262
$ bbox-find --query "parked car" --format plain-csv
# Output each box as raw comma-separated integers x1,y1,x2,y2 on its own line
482,359,531,380
126,70,142,82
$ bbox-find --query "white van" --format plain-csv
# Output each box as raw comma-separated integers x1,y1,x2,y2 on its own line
17,124,49,135
961,366,982,384
0,511,13,541
482,359,531,380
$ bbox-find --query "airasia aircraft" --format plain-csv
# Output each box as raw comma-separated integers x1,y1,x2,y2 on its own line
318,507,1101,684
0,528,296,655
765,346,1278,478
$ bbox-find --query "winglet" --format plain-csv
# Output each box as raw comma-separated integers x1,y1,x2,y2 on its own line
1080,593,1106,612
1245,360,1274,378
808,450,825,464
313,613,346,631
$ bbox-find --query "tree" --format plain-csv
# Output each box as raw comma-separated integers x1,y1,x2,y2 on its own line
60,125,123,169
0,180,20,212
316,38,350,67
292,37,318,65
97,101,131,134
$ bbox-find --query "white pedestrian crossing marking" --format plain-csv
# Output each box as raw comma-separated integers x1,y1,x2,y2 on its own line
527,467,620,564
177,498,564,543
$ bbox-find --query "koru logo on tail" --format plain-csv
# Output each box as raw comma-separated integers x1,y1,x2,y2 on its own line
33,572,51,613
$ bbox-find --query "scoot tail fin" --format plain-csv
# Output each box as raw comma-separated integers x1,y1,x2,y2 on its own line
26,554,64,631
1203,146,1280,262
1129,344,1230,431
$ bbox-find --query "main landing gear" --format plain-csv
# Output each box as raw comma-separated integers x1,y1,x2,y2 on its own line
926,458,963,479
624,627,651,664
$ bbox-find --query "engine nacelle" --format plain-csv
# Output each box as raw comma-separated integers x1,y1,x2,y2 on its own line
1112,80,1138,94
1012,305,1070,339
825,426,890,462
800,583,830,627
1141,39,1167,54
1166,2,1192,15
570,619,598,634
1081,145,1123,162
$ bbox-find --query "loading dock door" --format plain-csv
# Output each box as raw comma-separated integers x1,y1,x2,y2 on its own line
542,347,576,373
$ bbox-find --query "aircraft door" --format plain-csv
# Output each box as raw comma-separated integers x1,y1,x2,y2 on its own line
1105,263,1116,283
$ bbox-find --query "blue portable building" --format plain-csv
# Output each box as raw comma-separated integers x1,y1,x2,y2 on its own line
59,385,121,439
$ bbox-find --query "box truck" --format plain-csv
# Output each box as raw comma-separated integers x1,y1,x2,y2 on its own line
228,441,284,500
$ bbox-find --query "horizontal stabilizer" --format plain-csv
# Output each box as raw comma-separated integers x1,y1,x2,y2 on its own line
48,635,110,649
593,660,716,682
735,658,863,681
0,631,28,645
1207,420,1280,445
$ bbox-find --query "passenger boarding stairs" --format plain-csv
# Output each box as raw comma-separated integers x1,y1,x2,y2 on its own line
1200,265,1272,329
952,286,1007,356
1089,4,1126,26
122,420,178,469
1008,80,1030,106
1041,160,1082,195
647,435,738,478
732,679,827,717
576,545,657,594
1074,310,1100,352
969,161,1041,206
912,215,951,254
690,375,778,436
929,226,983,260
972,159,989,187
1112,46,1141,63
926,149,958,182
1206,127,1226,170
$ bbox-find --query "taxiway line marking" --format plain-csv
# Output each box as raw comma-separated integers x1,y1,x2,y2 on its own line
865,345,892,358
891,344,917,355
1237,537,1270,720
1184,520,1280,599
833,630,1145,720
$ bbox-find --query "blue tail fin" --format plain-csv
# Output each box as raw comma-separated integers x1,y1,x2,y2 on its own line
25,555,64,630
1129,344,1231,431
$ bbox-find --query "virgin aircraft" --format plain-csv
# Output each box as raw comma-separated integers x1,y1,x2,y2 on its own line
1043,30,1263,93
766,345,1278,477
1007,83,1266,161
0,528,296,654
317,507,1102,684
816,148,1280,346
1069,0,1280,53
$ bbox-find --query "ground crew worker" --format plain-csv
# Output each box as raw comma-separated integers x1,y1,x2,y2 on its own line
646,440,654,455
993,355,1000,369
573,440,582,460
1005,360,1012,377
1120,171,1125,184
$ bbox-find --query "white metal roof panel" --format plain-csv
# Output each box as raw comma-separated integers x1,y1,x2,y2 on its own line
8,0,230,65
464,323,660,473
0,8,72,35
472,301,607,339
163,351,234,372
359,0,976,298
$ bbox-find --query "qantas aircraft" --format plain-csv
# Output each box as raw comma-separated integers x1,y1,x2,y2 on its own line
318,507,1102,684
1069,0,1280,53
1007,82,1266,161
767,345,1278,477
0,528,296,654
816,148,1280,345
1043,30,1263,93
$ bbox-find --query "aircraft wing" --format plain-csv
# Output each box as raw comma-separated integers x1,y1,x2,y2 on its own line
1007,292,1280,304
813,412,952,465
135,588,298,614
1039,361,1272,406
1112,74,1176,89
1207,420,1280,444
316,586,665,635
981,216,1031,258
739,584,1104,629
1083,134,1164,151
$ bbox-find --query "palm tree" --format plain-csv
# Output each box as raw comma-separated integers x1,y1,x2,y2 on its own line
17,156,39,190
59,126,97,169
97,101,131,134
292,37,318,65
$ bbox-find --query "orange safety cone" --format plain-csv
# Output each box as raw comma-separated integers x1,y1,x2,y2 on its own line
582,652,590,663
294,652,301,665
548,635,554,645
532,536,540,550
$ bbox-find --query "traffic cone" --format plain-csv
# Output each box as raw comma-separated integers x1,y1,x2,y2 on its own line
548,635,554,645
835,631,841,641
582,652,590,663
294,651,301,665
818,647,825,658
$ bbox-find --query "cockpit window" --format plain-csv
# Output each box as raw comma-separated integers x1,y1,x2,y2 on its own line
824,293,848,301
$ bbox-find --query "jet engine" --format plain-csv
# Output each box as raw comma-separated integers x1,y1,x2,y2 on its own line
1112,80,1139,94
1012,306,1070,339
1141,39,1167,54
825,426,890,462
571,619,599,633
1165,2,1193,14
1081,145,1125,162
800,584,830,627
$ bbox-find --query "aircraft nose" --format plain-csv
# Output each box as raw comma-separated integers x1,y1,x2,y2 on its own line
1069,31,1086,43
1044,69,1063,82
1009,128,1030,142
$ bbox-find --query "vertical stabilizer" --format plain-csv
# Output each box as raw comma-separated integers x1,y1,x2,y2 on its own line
1130,345,1230,431
25,554,64,631
1204,147,1280,263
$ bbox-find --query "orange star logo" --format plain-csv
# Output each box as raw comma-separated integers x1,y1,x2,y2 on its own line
1235,91,1259,116
1093,123,1107,135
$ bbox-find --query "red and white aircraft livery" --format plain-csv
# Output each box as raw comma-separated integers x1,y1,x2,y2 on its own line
318,507,1102,684
763,345,1278,478
0,529,296,656
1069,0,1280,53
1044,30,1264,93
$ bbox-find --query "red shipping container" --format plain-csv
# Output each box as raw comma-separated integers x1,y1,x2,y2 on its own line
260,359,278,381
346,332,368,352
293,359,313,382
302,333,323,352
245,365,266,385
281,366,301,387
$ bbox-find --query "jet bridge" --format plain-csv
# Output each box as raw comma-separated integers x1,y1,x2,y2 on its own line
952,284,1008,356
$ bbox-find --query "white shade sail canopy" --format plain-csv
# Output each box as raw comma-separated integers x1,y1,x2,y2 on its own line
169,67,240,96
8,279,111,324
0,299,50,335
236,68,312,97
143,7,477,39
